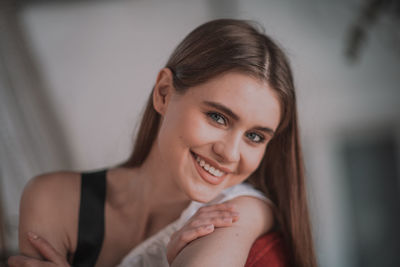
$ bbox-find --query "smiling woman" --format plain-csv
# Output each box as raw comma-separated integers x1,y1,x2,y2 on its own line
9,19,317,267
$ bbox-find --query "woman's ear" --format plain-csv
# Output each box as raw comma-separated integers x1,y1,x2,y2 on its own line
153,68,175,115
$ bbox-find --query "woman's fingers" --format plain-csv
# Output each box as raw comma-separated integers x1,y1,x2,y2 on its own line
194,203,240,225
8,255,52,267
26,232,67,266
178,224,215,244
167,224,215,264
190,210,240,225
7,233,69,267
197,203,237,213
167,202,240,264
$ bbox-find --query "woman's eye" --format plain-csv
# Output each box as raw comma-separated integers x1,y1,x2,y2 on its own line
207,112,227,125
246,132,265,143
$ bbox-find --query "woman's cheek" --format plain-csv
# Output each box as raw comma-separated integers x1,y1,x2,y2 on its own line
180,115,220,145
242,149,265,174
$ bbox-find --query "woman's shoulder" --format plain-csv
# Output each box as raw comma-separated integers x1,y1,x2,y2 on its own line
19,171,82,257
20,171,82,227
171,195,275,267
214,183,275,237
27,170,81,186
20,171,82,223
225,195,274,234
23,171,81,202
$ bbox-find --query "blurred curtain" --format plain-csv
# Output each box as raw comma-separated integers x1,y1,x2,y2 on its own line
0,0,72,255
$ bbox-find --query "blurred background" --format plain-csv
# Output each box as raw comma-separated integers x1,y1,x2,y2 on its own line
1,0,399,266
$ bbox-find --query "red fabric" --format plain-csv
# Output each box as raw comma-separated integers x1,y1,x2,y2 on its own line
245,232,288,267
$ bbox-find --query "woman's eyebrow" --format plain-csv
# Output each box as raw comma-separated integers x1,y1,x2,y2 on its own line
203,100,240,120
202,100,275,136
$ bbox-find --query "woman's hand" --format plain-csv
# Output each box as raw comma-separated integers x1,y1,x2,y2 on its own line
8,232,70,267
166,202,239,264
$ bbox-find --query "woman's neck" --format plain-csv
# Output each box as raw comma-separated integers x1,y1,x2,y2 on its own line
137,143,191,211
108,145,191,228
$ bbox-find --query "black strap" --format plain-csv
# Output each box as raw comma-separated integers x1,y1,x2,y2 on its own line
72,169,107,267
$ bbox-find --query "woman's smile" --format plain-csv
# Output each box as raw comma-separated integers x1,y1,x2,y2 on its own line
190,151,230,185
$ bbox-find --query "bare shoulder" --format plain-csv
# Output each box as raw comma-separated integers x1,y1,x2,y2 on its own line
19,171,81,258
225,195,275,234
172,196,274,267
21,171,81,216
23,171,80,198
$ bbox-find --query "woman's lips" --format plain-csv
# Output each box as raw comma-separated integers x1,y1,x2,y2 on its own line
191,152,227,185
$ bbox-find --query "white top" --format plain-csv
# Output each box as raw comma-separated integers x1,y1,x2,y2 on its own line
117,182,270,267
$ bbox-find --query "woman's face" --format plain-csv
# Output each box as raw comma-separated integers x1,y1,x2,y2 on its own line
155,71,281,203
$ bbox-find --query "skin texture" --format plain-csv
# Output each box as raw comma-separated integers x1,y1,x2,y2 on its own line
12,68,281,266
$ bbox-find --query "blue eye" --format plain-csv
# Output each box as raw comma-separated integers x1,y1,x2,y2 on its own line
246,132,265,143
207,112,227,125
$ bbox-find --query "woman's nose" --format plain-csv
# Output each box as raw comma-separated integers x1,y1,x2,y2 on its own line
212,134,241,163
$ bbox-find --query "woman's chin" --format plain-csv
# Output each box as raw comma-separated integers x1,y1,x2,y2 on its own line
187,190,220,204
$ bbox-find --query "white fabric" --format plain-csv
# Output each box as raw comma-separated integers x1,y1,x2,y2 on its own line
117,182,270,267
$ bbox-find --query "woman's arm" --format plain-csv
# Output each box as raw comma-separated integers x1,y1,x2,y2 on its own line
18,172,79,260
171,196,274,267
9,233,70,267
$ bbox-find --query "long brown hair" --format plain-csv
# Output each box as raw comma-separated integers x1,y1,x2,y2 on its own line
123,19,317,267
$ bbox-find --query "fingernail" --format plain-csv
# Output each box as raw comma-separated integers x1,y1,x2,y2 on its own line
206,224,214,230
223,217,233,223
28,232,38,240
228,204,237,210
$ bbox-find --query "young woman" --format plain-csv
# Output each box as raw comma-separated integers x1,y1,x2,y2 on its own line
8,19,317,267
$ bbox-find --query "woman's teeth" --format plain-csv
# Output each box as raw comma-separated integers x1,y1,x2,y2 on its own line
195,155,225,177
